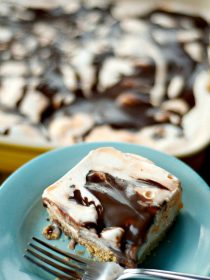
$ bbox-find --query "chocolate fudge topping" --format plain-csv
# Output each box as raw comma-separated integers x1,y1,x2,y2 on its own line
70,170,167,263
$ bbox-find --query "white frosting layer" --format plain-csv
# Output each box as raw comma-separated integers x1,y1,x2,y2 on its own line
0,111,23,134
20,90,49,123
43,147,180,229
9,123,47,144
0,77,25,108
101,227,124,244
49,113,94,145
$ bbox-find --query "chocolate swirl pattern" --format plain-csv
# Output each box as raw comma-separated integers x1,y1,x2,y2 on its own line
0,0,209,155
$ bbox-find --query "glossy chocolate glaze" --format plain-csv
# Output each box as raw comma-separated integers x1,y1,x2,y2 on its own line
70,170,167,263
0,3,209,142
65,95,156,130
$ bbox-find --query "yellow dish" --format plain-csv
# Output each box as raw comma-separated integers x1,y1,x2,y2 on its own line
0,140,52,173
0,136,209,174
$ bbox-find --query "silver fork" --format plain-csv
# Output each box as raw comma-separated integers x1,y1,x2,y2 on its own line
24,237,210,280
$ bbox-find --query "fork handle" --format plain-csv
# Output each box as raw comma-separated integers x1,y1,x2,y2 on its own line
122,268,210,280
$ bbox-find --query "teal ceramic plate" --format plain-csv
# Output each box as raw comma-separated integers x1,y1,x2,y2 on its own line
0,142,210,280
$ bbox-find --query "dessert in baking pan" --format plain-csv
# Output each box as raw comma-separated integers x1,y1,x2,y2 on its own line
0,0,209,156
42,147,182,267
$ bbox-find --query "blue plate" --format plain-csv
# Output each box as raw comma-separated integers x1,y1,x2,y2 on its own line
0,142,210,280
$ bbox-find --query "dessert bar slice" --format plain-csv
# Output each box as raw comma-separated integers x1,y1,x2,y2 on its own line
42,147,182,267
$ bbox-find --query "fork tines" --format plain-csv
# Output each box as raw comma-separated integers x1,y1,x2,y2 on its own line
24,237,86,280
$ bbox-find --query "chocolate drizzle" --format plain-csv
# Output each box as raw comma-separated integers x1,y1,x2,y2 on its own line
64,95,156,130
69,189,103,228
136,178,170,190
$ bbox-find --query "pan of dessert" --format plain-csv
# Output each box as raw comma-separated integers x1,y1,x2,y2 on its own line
0,0,209,171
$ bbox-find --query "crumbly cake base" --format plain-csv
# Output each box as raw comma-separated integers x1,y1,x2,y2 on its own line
45,202,117,263
49,210,177,265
